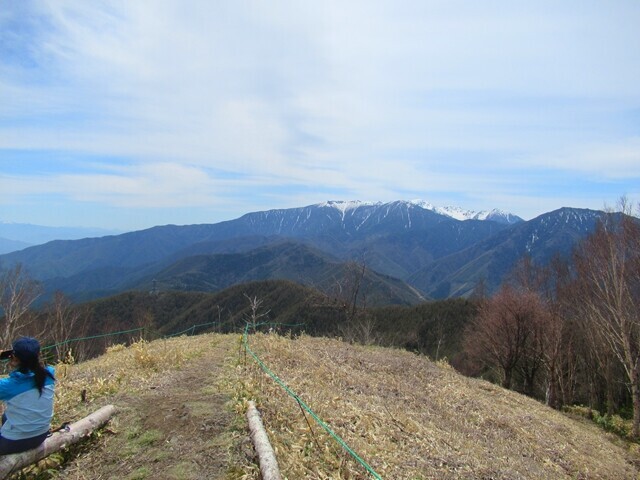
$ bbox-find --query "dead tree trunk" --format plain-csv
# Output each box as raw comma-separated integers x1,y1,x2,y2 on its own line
246,401,281,480
0,404,116,478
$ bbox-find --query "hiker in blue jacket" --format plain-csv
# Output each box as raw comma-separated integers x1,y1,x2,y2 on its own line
0,337,55,454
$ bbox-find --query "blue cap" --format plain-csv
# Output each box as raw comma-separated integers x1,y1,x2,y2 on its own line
12,337,40,362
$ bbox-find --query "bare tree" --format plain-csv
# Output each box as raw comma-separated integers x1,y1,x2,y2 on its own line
243,294,271,330
44,291,87,362
338,313,380,346
433,320,447,362
556,331,580,408
519,310,547,396
535,257,578,409
332,260,379,345
325,260,368,322
507,255,545,293
344,260,367,323
0,264,41,347
134,306,155,340
540,301,572,408
314,257,376,345
509,257,549,395
574,198,640,437
463,285,546,390
507,255,585,406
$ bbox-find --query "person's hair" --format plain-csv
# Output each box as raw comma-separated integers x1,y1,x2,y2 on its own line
18,355,55,395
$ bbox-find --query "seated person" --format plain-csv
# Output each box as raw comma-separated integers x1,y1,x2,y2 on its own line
0,337,55,454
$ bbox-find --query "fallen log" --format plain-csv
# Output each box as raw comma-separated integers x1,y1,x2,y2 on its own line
0,404,116,479
246,401,281,480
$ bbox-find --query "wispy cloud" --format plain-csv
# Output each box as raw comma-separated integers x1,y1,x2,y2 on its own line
525,137,640,179
2,162,215,206
1,1,639,228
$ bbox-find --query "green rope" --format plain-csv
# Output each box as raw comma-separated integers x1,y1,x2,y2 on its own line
42,327,145,352
35,318,304,361
37,317,299,354
165,320,223,338
242,324,383,480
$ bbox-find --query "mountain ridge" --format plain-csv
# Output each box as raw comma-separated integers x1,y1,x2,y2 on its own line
0,202,616,302
408,207,609,297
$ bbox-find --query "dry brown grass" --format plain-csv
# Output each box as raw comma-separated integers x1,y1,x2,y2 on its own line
52,336,205,423
11,332,640,479
238,332,640,480
15,334,252,479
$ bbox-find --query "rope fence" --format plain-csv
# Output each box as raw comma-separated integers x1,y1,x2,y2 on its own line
37,319,306,357
41,327,146,353
165,320,220,338
242,322,383,480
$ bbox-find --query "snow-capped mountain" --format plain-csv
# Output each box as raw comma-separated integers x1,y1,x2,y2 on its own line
405,200,522,224
241,200,520,238
317,200,523,225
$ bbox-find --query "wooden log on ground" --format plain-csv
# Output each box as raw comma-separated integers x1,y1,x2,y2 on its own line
0,404,116,479
246,401,282,480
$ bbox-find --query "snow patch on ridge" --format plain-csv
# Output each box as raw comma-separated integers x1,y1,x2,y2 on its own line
409,200,522,224
317,200,381,214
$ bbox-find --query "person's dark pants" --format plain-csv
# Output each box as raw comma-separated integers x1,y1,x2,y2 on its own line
0,431,48,454
0,413,48,455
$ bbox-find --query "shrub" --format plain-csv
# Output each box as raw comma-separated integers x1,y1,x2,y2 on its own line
564,405,633,439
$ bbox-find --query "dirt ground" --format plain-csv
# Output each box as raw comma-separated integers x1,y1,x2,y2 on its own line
55,337,251,480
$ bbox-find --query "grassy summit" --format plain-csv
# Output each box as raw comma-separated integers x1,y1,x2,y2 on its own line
243,334,640,479
29,333,640,479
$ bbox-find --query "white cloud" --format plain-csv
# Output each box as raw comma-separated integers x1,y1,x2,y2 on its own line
1,163,223,208
1,1,639,227
525,137,640,179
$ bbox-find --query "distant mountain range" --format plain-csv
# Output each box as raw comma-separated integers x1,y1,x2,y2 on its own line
0,221,121,253
0,236,31,255
0,200,612,303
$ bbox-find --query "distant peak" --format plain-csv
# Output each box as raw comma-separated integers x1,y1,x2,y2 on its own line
474,209,523,223
317,200,380,213
311,200,522,224
407,200,522,224
408,199,435,210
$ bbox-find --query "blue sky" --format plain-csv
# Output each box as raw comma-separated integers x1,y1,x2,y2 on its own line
1,1,639,231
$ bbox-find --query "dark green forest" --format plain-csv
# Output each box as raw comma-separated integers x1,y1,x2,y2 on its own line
80,280,476,365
